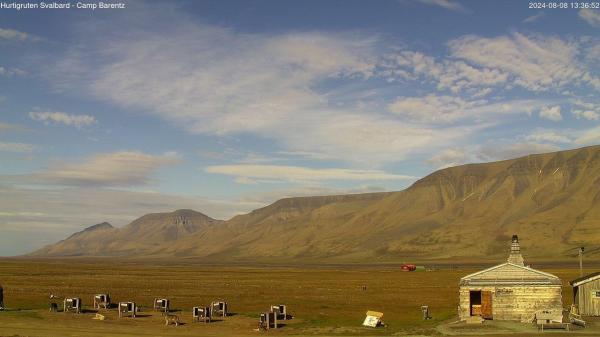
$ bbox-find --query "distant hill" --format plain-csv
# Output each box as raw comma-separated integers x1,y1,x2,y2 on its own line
32,209,223,256
31,145,600,263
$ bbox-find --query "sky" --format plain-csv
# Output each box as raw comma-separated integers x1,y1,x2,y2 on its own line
1,0,600,255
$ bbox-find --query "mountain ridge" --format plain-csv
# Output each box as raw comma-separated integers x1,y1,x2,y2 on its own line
32,209,223,257
31,145,600,262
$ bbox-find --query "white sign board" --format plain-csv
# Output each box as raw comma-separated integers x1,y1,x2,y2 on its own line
362,315,380,327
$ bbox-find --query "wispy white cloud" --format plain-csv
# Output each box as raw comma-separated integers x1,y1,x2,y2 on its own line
519,125,600,148
43,10,600,170
587,43,600,61
28,151,180,187
579,9,600,27
0,122,30,136
413,0,467,12
52,21,471,165
0,65,26,77
427,139,568,167
427,148,467,168
539,105,562,121
0,122,23,132
573,110,600,120
29,111,96,128
448,33,600,91
523,12,545,23
477,142,559,162
380,32,600,97
575,125,600,144
276,150,334,161
388,94,545,123
205,164,415,183
523,128,573,144
380,51,508,93
571,99,600,120
0,27,29,41
0,141,35,153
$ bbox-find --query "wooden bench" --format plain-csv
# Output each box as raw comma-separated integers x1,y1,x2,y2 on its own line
538,322,570,332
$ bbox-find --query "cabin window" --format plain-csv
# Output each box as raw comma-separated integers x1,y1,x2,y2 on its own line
594,290,600,298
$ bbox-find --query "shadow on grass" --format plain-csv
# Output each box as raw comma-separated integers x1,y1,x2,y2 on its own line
165,322,187,326
0,309,43,319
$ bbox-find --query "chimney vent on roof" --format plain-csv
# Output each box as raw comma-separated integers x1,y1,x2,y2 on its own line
508,234,525,266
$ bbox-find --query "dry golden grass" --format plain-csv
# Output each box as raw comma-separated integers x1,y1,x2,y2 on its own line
0,259,589,336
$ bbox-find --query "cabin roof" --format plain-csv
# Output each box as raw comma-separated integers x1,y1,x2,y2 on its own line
570,271,600,287
460,262,561,286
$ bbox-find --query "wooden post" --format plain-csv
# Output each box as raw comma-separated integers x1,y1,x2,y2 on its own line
579,247,585,277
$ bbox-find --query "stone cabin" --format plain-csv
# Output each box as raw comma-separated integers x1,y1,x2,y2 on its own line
458,235,563,322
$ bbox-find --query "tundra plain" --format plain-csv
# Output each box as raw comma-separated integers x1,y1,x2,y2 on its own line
1,259,599,336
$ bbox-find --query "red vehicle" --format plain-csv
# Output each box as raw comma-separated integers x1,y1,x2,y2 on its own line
400,264,416,272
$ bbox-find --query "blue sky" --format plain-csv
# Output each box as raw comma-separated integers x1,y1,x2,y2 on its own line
1,0,600,255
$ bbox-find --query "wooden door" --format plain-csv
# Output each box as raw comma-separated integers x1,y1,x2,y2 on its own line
481,291,493,319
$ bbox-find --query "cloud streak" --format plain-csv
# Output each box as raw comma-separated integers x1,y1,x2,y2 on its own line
29,111,96,128
576,126,600,144
579,9,600,27
0,65,25,77
523,12,545,23
205,164,415,183
414,0,467,12
0,27,29,41
0,141,35,153
477,142,559,161
28,151,180,187
427,148,467,168
571,99,600,120
388,94,545,123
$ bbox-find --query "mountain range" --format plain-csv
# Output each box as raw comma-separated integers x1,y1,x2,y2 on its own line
31,145,600,263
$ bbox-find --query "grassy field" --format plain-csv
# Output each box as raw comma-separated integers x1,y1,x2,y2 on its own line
0,259,595,336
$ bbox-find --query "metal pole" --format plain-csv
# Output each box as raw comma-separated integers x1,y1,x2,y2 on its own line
579,247,584,277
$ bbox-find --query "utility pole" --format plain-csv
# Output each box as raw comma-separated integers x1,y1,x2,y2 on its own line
579,247,585,277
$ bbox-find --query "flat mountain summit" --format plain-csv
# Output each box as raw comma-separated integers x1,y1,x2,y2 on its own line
32,209,223,257
31,145,600,263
